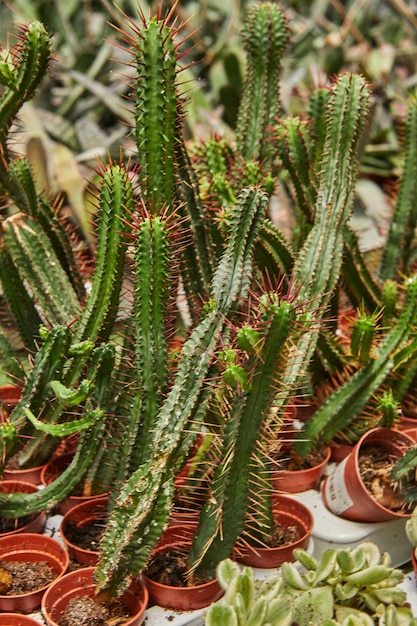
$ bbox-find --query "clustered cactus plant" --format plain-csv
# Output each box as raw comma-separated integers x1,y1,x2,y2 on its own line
206,543,417,626
0,0,417,601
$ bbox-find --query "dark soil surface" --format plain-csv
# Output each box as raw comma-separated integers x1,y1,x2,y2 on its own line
359,445,407,511
0,513,38,533
58,594,130,626
145,546,212,587
64,518,105,551
266,521,300,547
0,558,56,594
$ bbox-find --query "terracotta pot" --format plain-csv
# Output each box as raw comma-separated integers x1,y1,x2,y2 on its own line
0,386,46,485
0,384,21,414
41,567,148,626
234,494,314,568
0,532,69,614
143,524,223,610
0,615,41,625
322,427,414,522
293,399,319,422
272,446,331,493
41,453,106,514
2,462,45,485
60,497,109,565
411,547,417,576
0,480,46,536
329,439,354,463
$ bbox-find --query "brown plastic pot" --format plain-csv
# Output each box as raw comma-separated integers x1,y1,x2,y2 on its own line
41,567,148,626
322,427,414,522
0,384,21,414
411,547,417,576
329,439,354,463
41,453,106,515
0,615,41,625
60,497,109,565
272,446,331,493
0,532,69,614
234,494,314,568
143,524,223,610
0,387,46,485
0,481,46,536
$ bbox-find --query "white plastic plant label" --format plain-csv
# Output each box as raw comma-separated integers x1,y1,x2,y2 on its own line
323,456,354,515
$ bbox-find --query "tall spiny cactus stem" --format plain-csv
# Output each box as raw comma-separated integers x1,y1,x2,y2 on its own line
274,112,381,312
2,213,81,327
379,94,417,280
0,244,43,350
0,21,50,156
235,2,288,165
188,298,295,576
128,213,172,471
1,164,133,469
5,158,85,300
134,10,179,211
96,187,268,596
73,163,134,344
175,140,215,306
279,74,369,397
294,274,417,455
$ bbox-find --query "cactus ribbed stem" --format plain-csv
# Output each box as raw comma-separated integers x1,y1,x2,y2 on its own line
278,74,369,402
235,3,288,165
380,95,417,280
130,215,172,469
2,214,81,327
294,275,417,454
189,300,294,576
135,18,177,210
74,164,134,343
0,21,50,154
0,244,43,350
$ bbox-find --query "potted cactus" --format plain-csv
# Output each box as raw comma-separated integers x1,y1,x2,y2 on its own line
0,0,417,616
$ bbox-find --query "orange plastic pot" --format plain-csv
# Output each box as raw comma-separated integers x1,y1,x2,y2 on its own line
0,533,69,613
0,615,41,625
60,497,109,565
143,525,223,610
322,427,414,522
329,440,354,463
0,386,45,485
234,494,313,568
41,567,148,626
272,446,331,493
411,547,417,576
0,481,46,536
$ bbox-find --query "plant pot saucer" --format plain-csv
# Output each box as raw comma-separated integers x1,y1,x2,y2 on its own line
293,489,412,567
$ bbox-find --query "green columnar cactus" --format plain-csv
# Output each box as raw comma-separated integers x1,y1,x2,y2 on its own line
294,274,417,455
127,213,173,471
235,2,288,165
188,297,295,575
95,186,268,595
276,73,369,400
379,93,417,280
0,21,50,157
134,11,177,210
